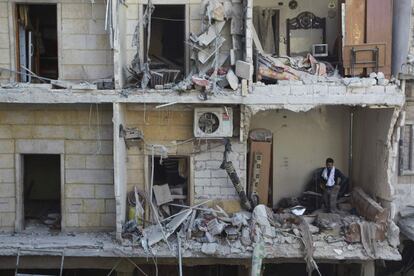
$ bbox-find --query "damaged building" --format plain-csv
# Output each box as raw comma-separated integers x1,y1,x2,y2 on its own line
0,0,412,275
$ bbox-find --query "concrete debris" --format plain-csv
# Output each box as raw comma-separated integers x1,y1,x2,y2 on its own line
387,220,400,248
352,187,388,223
207,218,226,236
198,37,226,64
201,243,218,255
197,22,226,47
206,0,225,21
120,185,399,265
226,69,239,90
235,60,253,80
153,184,173,206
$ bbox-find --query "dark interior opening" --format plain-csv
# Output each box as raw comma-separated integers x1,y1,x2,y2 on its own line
144,5,185,87
23,154,61,230
152,156,189,216
16,4,58,82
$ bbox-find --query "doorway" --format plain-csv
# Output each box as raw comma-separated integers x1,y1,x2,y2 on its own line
23,154,61,230
144,4,186,87
151,156,189,216
16,4,58,82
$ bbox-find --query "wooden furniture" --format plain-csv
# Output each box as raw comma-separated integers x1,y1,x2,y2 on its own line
343,43,386,76
286,11,326,56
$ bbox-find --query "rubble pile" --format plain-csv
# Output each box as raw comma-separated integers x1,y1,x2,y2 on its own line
122,185,400,274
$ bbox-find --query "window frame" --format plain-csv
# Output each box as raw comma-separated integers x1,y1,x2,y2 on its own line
399,122,414,175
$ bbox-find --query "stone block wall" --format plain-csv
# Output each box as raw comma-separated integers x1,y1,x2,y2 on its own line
0,1,11,81
60,0,114,81
124,104,243,206
0,0,113,83
0,104,115,232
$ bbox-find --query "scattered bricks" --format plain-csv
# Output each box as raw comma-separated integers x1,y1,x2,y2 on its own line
65,155,86,169
83,199,105,213
65,199,83,213
78,213,100,227
235,60,253,80
100,213,116,227
66,169,113,184
195,170,211,178
65,213,79,227
95,184,115,199
105,199,116,213
0,198,15,212
0,184,14,197
66,184,94,198
0,140,14,153
0,169,14,183
352,187,388,223
0,154,13,169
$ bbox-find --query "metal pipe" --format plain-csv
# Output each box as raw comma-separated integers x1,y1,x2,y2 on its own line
348,109,354,190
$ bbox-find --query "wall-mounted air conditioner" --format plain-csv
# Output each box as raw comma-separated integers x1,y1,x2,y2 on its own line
194,107,233,138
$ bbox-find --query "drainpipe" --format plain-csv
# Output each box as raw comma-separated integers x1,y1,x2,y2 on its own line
348,109,354,189
392,0,411,75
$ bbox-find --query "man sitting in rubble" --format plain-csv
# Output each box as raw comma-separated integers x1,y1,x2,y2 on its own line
320,158,349,212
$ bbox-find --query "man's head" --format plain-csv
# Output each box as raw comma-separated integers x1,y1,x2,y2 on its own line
326,158,334,169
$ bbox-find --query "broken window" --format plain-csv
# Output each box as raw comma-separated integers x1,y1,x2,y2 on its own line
23,154,61,230
151,156,189,216
400,124,414,175
144,5,185,88
16,4,58,82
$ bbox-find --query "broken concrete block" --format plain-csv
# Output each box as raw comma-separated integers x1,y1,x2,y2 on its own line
226,69,238,90
207,0,225,21
153,184,172,206
241,79,248,96
352,187,388,223
235,60,253,80
197,21,226,47
201,243,218,255
198,37,226,64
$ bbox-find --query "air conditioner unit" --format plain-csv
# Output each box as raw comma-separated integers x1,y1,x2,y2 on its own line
194,107,233,138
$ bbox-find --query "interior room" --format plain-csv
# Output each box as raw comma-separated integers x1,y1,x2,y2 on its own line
145,5,185,88
249,106,350,207
23,154,61,230
253,0,340,59
252,0,393,81
16,4,58,82
152,156,189,216
248,105,397,209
